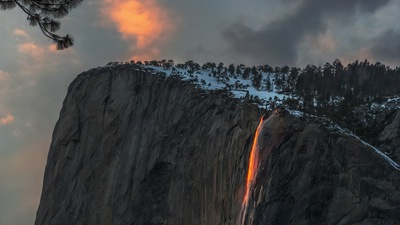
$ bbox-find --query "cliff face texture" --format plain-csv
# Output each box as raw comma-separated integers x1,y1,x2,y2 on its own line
379,110,400,162
242,110,400,225
35,65,400,225
34,65,262,225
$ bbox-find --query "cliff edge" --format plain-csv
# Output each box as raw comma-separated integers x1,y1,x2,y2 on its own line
242,109,400,225
35,65,400,225
35,65,261,225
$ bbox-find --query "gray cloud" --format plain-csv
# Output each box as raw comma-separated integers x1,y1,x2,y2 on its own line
371,29,400,64
0,3,113,225
1,1,400,225
223,0,392,66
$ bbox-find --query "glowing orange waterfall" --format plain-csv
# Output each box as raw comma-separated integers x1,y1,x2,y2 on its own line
239,116,264,225
243,116,263,205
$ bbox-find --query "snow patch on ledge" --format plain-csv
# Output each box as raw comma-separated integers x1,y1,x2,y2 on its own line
140,65,288,109
287,109,304,117
335,126,400,171
359,139,400,170
100,62,400,171
288,110,400,171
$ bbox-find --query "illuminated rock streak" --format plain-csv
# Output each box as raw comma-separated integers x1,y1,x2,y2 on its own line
240,116,264,225
243,117,263,204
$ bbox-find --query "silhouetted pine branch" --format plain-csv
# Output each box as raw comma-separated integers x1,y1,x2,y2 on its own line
0,0,82,49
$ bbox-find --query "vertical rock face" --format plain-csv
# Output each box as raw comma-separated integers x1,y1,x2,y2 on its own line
34,65,262,225
35,65,400,225
243,110,400,225
379,110,400,162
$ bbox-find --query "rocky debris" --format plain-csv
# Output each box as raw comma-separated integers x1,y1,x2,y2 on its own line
35,65,400,225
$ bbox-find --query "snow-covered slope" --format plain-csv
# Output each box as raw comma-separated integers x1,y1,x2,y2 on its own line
141,65,288,109
143,61,400,171
99,60,400,170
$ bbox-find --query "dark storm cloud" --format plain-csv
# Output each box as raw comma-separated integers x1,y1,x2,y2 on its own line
371,29,400,64
223,0,392,66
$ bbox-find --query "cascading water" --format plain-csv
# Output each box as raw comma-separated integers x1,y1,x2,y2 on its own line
239,115,264,225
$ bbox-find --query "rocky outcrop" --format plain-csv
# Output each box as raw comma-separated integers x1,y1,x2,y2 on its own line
35,65,400,225
243,109,400,225
379,110,400,162
34,65,262,225
351,104,400,163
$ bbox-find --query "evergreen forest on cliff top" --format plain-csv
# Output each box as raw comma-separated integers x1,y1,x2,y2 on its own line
106,58,400,148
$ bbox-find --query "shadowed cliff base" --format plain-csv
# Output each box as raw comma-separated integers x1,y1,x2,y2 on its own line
35,64,400,225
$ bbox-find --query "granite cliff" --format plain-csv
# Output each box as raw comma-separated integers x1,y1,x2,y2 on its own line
35,64,400,225
241,108,400,225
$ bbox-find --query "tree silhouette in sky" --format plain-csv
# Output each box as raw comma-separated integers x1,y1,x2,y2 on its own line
1,0,82,49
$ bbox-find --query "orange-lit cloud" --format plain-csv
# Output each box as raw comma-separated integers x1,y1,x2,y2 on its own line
47,44,60,53
342,48,375,65
13,29,29,39
102,0,174,60
13,28,77,58
0,70,9,81
298,31,340,66
0,114,15,125
12,29,80,75
17,42,45,58
13,29,46,63
0,137,49,224
318,33,336,52
303,31,337,56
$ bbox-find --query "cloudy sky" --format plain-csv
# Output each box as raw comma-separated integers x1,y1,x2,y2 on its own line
1,0,400,224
